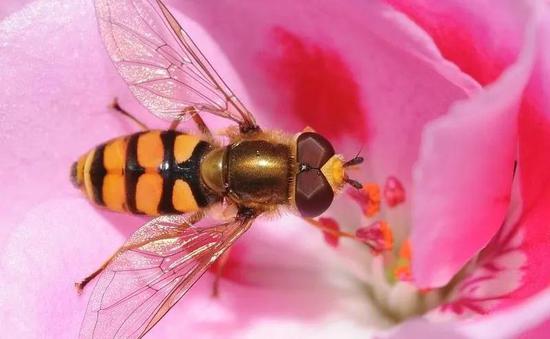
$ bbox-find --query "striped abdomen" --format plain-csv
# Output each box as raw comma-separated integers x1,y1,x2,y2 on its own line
71,130,220,216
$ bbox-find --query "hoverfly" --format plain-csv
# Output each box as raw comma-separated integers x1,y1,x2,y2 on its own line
73,0,364,337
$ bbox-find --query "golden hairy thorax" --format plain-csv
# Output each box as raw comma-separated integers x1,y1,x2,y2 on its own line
201,136,293,212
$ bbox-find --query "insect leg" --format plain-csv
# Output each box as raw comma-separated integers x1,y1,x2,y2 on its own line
211,247,232,298
191,113,213,139
169,106,213,139
110,98,149,131
169,119,181,130
75,254,116,293
210,207,256,297
74,238,154,293
75,211,205,293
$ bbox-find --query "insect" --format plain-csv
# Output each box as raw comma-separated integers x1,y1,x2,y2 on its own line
73,0,364,338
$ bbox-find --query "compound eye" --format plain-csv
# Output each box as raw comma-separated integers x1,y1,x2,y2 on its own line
295,170,334,217
297,132,335,168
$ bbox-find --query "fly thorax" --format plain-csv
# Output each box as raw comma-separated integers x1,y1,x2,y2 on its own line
224,140,291,207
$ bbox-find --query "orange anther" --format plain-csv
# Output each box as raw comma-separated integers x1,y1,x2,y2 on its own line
399,239,411,260
318,217,341,248
356,220,393,254
304,217,355,248
394,265,412,281
393,240,412,281
384,176,405,207
349,183,381,217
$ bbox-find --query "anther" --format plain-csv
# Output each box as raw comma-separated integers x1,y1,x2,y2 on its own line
318,217,341,247
349,183,381,217
305,217,394,252
393,240,412,281
384,176,405,207
355,220,393,254
304,217,355,247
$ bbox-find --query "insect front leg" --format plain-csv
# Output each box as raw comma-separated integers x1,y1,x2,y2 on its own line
110,98,149,131
170,106,214,142
211,207,257,297
211,247,232,298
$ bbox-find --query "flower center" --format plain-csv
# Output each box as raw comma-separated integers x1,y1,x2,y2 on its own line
312,175,526,325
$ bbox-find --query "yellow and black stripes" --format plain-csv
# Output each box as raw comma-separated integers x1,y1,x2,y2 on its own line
156,132,213,214
71,130,220,216
90,144,107,205
125,132,145,214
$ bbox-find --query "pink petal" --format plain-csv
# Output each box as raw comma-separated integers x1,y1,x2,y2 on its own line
0,0,145,246
0,199,127,338
411,3,541,287
378,0,550,300
0,0,32,19
460,288,550,339
513,7,550,301
172,0,478,191
518,318,550,339
436,200,527,316
386,288,550,339
384,320,465,339
386,0,532,85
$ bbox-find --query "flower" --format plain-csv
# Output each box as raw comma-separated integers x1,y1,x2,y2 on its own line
385,0,550,300
1,0,550,338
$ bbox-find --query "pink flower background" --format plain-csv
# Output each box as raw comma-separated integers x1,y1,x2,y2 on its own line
1,0,550,338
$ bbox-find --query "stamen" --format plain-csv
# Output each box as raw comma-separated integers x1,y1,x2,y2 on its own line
305,218,355,248
355,221,393,255
349,183,381,217
305,217,393,251
393,240,412,281
384,176,405,207
318,217,342,247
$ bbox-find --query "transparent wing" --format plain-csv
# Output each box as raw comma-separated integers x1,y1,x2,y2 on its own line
79,214,254,339
94,0,258,129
